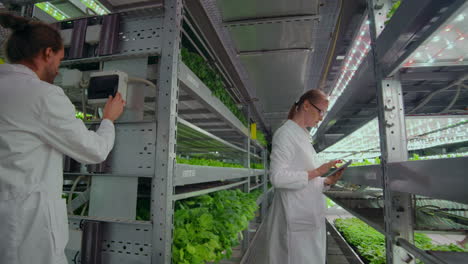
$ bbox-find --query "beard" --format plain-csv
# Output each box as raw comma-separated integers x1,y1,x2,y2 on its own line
43,64,58,84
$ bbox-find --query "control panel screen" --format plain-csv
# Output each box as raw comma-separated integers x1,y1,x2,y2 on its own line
88,75,119,100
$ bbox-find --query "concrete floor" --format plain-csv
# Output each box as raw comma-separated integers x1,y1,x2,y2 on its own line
219,207,356,264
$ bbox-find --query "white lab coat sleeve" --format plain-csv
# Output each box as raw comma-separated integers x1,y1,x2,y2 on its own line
270,132,308,190
36,87,115,164
312,157,330,192
314,176,330,192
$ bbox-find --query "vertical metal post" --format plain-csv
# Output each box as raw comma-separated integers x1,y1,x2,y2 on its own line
242,105,251,252
368,1,414,264
152,0,183,262
260,149,268,222
372,0,395,37
244,105,252,170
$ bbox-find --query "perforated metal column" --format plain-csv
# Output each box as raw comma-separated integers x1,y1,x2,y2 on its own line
242,106,251,252
368,1,414,263
152,0,183,262
260,149,268,222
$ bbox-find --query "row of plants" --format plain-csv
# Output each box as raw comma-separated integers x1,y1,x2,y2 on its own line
181,48,248,126
334,218,466,264
176,157,244,168
176,157,265,169
136,189,263,262
349,152,467,167
250,163,265,169
173,189,261,263
181,48,269,147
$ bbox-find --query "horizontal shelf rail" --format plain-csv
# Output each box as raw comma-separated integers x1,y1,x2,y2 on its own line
177,118,247,154
249,183,264,192
179,62,249,138
397,238,468,264
173,180,248,201
340,165,383,188
388,157,468,204
174,164,263,186
64,172,153,178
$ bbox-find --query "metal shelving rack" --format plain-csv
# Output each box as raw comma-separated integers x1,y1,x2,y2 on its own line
320,1,468,264
4,1,269,263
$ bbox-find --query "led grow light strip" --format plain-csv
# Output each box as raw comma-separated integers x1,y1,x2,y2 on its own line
328,19,371,111
318,116,468,160
80,0,110,15
35,2,70,21
310,19,372,138
414,152,468,160
403,2,468,67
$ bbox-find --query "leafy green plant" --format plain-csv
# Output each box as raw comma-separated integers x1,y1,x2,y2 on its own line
350,157,381,167
181,48,248,126
181,48,270,146
176,157,244,168
385,1,401,25
326,198,336,208
250,163,264,169
136,190,262,263
256,130,267,147
75,111,93,120
172,189,260,264
334,218,466,264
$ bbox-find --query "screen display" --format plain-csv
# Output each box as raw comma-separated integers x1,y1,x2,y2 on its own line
88,75,119,100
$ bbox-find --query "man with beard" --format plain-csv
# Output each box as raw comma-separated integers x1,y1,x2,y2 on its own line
0,13,125,264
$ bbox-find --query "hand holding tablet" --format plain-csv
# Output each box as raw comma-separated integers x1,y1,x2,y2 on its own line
322,160,352,178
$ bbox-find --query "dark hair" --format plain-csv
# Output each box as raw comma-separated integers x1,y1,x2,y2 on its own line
288,89,327,119
0,13,63,63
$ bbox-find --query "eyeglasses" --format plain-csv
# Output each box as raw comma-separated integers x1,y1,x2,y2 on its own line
311,103,326,117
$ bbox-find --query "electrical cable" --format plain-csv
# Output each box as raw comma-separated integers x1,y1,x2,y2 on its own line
81,176,91,216
68,175,85,214
73,251,80,264
408,73,468,114
440,85,461,113
128,77,157,89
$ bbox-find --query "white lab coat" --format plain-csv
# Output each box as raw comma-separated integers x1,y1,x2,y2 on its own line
0,64,115,264
265,120,328,264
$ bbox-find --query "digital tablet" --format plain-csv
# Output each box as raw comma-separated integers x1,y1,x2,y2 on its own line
322,160,353,178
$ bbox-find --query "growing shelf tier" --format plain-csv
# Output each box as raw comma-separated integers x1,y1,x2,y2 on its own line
335,157,467,204
315,0,468,151
325,187,468,234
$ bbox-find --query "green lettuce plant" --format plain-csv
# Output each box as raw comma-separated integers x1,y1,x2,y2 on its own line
334,218,466,264
172,189,260,263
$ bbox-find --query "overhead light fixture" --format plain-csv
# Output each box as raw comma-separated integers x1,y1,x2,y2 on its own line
318,116,468,161
311,16,372,138
79,0,110,15
35,2,70,21
403,3,468,67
